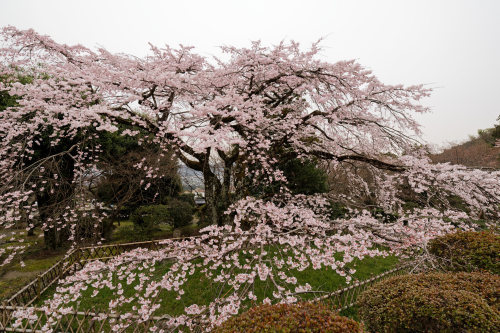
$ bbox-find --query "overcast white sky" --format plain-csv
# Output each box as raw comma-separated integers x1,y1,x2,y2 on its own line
1,0,499,148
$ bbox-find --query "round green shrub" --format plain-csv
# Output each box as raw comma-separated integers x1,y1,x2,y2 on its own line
212,302,363,333
130,204,170,232
176,193,196,206
429,230,500,274
167,198,194,229
358,272,500,333
196,204,209,227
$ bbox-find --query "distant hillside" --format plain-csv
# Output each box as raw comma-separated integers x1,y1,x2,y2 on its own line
179,163,204,190
431,131,500,169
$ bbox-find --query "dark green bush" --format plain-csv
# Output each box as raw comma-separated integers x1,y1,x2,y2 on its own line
358,272,500,332
281,157,329,195
130,204,170,233
100,218,115,240
429,230,500,274
371,206,398,223
176,193,196,206
196,204,212,228
167,199,194,228
212,302,363,333
327,201,348,220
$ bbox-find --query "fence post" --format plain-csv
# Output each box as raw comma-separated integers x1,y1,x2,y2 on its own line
1,301,5,329
36,274,41,299
76,248,81,269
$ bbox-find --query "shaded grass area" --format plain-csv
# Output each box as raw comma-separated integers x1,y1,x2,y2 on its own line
0,277,35,300
339,305,359,321
0,229,65,300
0,254,65,300
110,220,200,243
35,248,398,320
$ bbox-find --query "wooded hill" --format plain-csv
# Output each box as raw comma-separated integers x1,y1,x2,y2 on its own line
431,126,500,169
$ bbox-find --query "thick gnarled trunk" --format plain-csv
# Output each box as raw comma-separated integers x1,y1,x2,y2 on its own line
181,146,237,227
203,161,232,226
36,153,75,250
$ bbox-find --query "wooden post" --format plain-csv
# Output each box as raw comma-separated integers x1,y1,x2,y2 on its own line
75,248,81,269
1,301,6,329
36,274,41,299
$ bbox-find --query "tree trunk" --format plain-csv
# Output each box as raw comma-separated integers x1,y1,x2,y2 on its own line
36,153,75,250
37,191,72,250
202,156,232,226
181,147,237,227
204,173,220,226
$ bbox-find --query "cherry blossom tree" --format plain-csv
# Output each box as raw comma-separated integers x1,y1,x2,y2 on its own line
1,26,499,331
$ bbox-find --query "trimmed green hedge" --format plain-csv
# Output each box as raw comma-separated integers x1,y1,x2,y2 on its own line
212,302,363,333
130,204,170,233
167,198,194,228
358,272,500,332
429,230,500,274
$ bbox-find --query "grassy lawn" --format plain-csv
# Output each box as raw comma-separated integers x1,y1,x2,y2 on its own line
0,220,201,301
0,252,65,300
35,248,398,319
0,229,65,300
4,222,399,321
